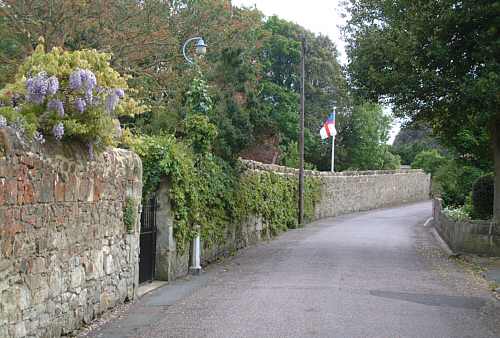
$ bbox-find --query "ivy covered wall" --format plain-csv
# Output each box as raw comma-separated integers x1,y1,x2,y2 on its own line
132,134,321,266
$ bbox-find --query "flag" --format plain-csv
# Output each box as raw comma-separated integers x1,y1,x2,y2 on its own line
319,112,336,139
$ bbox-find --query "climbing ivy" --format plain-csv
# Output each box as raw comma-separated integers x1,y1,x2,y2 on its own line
236,171,320,235
132,134,321,252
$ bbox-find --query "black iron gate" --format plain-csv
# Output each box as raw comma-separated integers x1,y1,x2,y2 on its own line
139,196,157,284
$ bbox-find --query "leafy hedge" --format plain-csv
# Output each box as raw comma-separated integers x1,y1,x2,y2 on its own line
471,173,494,220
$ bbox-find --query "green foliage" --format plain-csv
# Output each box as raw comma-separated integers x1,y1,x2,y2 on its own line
259,16,350,171
471,173,494,220
0,1,369,171
132,134,200,250
345,0,498,216
186,70,214,116
340,102,396,170
345,0,499,150
123,197,139,233
411,150,448,176
183,115,218,154
279,141,315,170
381,147,401,170
132,133,321,252
433,161,484,207
0,43,143,148
236,172,320,234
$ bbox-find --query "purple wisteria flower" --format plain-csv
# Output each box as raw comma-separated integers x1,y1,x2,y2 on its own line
26,72,49,104
80,69,97,90
105,92,120,114
69,69,97,104
0,115,6,128
33,131,45,144
47,99,65,117
47,76,59,95
74,98,86,113
69,70,83,90
52,122,64,141
115,88,125,98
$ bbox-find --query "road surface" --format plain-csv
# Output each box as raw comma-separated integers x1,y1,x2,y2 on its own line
82,201,500,338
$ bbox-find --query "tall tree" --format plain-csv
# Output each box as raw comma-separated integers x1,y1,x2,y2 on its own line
259,16,350,170
339,102,398,170
345,0,500,219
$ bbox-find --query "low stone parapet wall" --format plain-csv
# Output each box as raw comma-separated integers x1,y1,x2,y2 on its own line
0,129,142,337
433,199,500,256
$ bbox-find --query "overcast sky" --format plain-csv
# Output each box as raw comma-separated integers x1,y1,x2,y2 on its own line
232,0,400,143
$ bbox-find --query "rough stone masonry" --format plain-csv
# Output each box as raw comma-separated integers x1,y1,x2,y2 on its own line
0,128,142,338
241,159,431,220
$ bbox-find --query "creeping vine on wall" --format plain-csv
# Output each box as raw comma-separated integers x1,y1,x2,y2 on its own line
123,197,139,233
132,133,321,253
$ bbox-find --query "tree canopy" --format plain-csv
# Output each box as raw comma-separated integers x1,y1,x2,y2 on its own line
0,0,400,172
345,0,500,218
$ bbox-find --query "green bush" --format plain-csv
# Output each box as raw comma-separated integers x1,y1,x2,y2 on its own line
471,173,494,220
0,42,143,151
411,149,447,175
381,147,401,169
433,161,483,207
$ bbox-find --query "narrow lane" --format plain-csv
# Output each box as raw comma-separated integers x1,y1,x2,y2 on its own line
84,202,500,338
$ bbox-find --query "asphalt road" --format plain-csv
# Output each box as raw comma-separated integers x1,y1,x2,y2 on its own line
83,201,500,338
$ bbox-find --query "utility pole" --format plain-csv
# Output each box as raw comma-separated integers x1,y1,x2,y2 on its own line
298,36,306,226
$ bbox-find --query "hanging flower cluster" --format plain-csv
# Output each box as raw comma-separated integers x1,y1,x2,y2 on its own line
25,72,59,104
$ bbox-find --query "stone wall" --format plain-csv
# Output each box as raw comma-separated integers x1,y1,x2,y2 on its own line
156,160,430,280
0,129,142,338
241,159,431,219
433,198,500,256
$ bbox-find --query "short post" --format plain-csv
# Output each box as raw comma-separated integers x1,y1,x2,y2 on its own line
190,226,202,275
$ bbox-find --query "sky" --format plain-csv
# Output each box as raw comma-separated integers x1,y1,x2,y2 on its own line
232,0,401,144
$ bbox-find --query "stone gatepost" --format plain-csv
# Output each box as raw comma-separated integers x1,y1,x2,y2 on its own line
154,179,189,281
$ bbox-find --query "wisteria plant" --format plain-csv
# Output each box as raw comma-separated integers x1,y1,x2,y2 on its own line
0,41,144,153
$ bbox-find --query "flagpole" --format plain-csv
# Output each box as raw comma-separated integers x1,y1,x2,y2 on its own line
331,106,336,172
331,134,335,172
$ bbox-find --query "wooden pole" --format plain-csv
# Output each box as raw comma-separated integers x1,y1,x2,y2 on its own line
298,37,306,226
